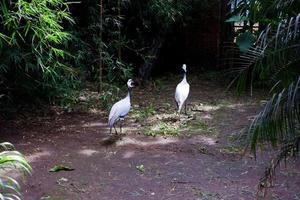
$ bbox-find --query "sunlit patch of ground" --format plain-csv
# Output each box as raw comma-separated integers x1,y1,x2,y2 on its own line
78,149,99,157
26,149,52,163
122,150,136,159
82,122,107,128
191,103,221,112
116,136,179,147
188,135,218,146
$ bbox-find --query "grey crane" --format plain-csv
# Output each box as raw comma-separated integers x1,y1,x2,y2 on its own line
175,64,190,114
108,79,134,135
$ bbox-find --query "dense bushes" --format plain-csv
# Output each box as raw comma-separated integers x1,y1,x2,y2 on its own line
0,0,77,116
0,0,192,117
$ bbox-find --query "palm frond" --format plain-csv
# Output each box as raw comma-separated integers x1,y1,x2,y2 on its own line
229,14,300,91
228,0,300,196
247,76,300,154
240,76,300,197
275,0,297,10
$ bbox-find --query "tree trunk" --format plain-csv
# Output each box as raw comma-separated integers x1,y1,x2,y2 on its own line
98,0,103,93
138,39,163,86
118,0,121,61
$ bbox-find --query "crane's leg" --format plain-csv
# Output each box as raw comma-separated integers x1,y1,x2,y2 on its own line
113,125,118,135
184,101,187,115
119,118,124,134
175,100,179,111
120,121,122,134
109,127,112,135
177,108,181,120
177,103,182,119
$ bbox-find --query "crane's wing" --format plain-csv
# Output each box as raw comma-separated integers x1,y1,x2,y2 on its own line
108,98,131,127
108,103,119,127
175,83,190,104
175,84,181,103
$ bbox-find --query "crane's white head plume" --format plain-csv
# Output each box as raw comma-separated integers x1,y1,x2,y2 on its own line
182,64,187,72
127,79,134,88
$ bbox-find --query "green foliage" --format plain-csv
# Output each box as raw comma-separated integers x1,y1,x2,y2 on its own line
228,0,300,194
149,0,188,33
99,84,121,110
0,142,31,199
131,104,156,123
0,0,76,116
120,0,189,67
70,0,134,85
0,0,75,80
227,0,300,58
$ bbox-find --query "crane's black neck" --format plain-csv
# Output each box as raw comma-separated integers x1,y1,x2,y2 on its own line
127,87,132,98
182,71,187,82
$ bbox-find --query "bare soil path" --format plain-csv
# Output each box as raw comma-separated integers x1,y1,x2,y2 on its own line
1,76,300,200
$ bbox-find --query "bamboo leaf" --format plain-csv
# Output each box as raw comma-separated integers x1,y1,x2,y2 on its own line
49,165,74,172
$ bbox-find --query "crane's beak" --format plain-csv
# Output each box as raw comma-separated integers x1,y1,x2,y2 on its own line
130,81,135,87
127,79,136,88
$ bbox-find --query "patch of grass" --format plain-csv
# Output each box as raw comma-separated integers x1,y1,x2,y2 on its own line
189,120,209,130
145,122,180,136
216,99,232,108
186,120,217,136
220,145,244,154
131,104,156,123
227,133,241,143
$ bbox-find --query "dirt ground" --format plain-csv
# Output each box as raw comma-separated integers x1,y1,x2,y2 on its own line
1,76,300,200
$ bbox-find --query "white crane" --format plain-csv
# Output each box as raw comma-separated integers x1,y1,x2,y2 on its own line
175,64,190,114
108,79,134,135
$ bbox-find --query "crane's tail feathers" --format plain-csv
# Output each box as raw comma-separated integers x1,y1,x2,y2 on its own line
108,118,115,128
178,105,182,113
176,100,183,113
175,100,179,110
